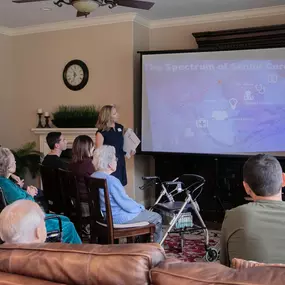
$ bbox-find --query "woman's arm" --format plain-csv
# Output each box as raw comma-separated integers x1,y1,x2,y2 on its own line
95,132,104,149
2,180,34,205
10,174,25,188
110,178,144,213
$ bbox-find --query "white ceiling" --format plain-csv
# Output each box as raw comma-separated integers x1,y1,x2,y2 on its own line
1,0,285,28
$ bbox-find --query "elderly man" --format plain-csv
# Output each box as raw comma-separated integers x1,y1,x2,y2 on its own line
220,154,285,266
0,200,47,243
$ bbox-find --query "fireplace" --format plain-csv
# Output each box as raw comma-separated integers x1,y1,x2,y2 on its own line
31,128,97,157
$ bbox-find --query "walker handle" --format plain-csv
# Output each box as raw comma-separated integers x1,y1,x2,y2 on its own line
142,176,159,180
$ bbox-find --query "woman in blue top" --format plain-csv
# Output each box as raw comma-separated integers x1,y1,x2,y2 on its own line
0,147,81,244
91,145,163,243
96,105,133,186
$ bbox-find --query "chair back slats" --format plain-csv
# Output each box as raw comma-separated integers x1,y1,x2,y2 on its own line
39,164,65,214
58,169,84,235
0,187,7,212
84,177,114,243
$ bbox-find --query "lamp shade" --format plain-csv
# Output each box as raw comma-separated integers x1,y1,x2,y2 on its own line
72,0,100,13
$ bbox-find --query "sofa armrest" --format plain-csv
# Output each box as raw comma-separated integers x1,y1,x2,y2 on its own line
232,258,285,270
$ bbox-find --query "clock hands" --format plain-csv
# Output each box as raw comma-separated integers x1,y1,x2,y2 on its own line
63,60,88,91
69,68,83,85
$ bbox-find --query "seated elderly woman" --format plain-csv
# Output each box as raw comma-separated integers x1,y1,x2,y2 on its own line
0,147,81,244
91,145,163,243
0,200,47,243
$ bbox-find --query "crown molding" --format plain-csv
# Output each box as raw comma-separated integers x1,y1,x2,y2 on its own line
133,14,150,29
0,26,11,36
150,5,285,29
1,5,285,36
5,12,138,36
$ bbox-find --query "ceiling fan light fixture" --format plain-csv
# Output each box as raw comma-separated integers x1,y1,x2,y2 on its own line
41,7,52,11
72,0,101,13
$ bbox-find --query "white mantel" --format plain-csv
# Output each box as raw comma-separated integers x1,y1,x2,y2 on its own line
31,128,97,155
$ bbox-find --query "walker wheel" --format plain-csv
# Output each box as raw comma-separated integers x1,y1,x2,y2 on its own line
205,247,219,262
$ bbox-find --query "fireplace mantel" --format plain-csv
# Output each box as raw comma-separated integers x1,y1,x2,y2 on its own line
31,128,97,156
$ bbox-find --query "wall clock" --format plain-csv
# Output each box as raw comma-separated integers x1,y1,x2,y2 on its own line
63,59,89,91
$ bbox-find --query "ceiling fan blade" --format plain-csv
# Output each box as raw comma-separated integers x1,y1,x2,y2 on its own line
12,0,47,3
76,11,90,17
116,0,154,10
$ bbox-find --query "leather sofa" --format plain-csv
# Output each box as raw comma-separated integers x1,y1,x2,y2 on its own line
0,243,284,285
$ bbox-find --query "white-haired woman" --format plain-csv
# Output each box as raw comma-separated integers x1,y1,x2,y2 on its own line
0,147,81,244
91,145,163,243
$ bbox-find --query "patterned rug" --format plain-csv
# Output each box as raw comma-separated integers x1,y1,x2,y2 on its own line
163,229,221,262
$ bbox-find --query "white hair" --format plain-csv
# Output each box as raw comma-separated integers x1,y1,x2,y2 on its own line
0,200,45,243
0,147,14,177
93,145,116,171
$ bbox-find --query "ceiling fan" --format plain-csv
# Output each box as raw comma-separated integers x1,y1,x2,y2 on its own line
12,0,155,17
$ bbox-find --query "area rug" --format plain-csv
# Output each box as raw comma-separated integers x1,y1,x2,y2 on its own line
163,229,221,262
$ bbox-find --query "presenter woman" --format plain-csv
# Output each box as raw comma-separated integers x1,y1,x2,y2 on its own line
95,105,128,186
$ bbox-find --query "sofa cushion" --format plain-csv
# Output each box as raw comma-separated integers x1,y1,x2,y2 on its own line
0,272,65,285
0,243,165,285
151,260,285,285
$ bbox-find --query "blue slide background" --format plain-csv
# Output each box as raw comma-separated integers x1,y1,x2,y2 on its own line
142,57,285,154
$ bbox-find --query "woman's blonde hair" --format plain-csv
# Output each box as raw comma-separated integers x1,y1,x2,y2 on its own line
96,105,115,131
0,147,15,177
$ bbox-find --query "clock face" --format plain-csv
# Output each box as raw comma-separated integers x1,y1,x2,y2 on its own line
66,64,84,86
63,60,89,91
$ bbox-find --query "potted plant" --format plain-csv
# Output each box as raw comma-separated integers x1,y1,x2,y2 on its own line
52,105,99,128
11,142,43,179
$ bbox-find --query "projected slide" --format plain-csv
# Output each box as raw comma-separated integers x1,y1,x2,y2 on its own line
142,49,285,154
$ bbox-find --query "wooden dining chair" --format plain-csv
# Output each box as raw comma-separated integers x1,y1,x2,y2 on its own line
84,176,155,244
58,168,90,240
39,164,65,214
0,187,7,213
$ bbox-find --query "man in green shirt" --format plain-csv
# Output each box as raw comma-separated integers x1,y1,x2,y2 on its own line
220,154,285,267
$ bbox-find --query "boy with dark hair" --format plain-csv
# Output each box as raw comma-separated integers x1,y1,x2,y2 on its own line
42,132,67,169
220,154,285,266
46,132,62,150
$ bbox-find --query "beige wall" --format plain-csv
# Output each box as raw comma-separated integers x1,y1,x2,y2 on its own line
0,22,138,195
0,34,13,145
150,14,285,50
12,22,134,148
